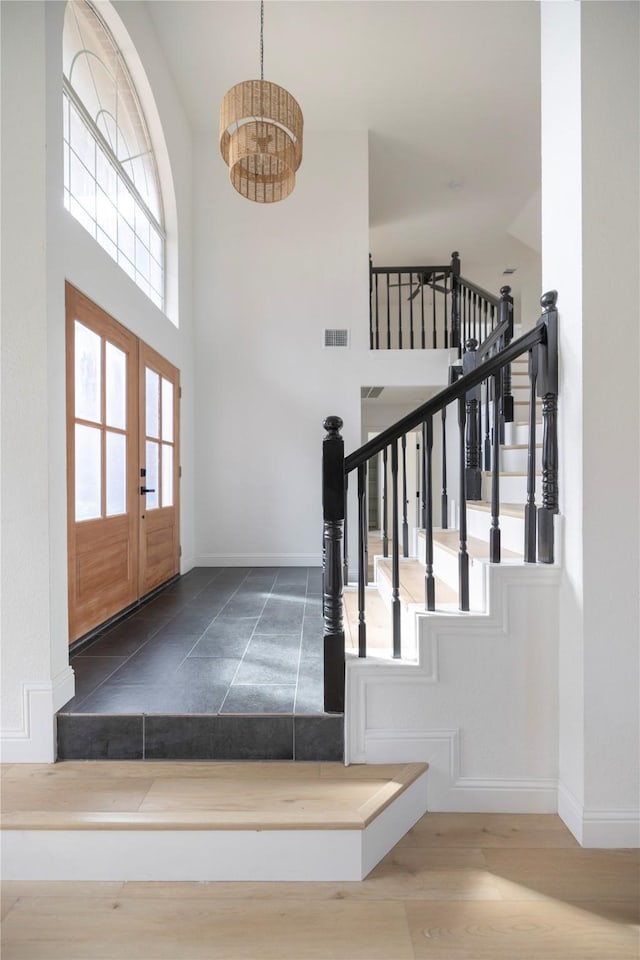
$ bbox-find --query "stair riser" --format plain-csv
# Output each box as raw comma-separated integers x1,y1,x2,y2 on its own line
466,509,526,555
482,473,534,501
505,421,541,445
500,446,542,473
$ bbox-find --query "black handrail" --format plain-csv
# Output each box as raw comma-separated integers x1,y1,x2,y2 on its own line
346,323,542,472
322,291,558,712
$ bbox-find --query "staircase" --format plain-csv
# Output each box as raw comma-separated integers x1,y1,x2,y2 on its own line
323,288,561,815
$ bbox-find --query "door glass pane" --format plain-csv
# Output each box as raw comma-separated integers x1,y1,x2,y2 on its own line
145,440,159,509
75,424,101,520
162,443,173,507
145,367,159,439
106,431,126,516
161,378,173,442
75,321,101,423
105,342,126,429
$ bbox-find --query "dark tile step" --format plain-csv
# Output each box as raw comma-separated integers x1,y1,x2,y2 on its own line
56,713,343,762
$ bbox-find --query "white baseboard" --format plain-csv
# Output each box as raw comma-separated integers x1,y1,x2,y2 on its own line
194,554,322,567
0,667,73,763
559,783,640,848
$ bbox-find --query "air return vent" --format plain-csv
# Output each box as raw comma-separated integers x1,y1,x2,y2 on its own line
361,386,384,399
323,328,349,348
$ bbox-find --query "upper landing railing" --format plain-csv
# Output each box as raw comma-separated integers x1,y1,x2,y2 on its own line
322,291,559,714
370,251,511,354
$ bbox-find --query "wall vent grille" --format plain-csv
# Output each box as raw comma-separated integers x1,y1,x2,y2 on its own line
361,386,384,399
323,328,349,348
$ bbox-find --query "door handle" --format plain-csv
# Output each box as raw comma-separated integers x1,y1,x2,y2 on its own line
140,486,156,495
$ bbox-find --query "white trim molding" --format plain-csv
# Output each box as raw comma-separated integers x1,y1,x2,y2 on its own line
559,783,640,848
345,562,561,814
356,730,557,813
0,667,74,763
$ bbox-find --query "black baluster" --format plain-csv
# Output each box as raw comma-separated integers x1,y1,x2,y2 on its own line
423,417,435,611
382,445,389,556
458,399,470,611
490,372,501,563
421,425,427,529
409,275,414,349
441,405,449,529
397,272,403,349
450,251,460,349
499,286,514,424
464,288,469,347
322,415,345,712
525,347,538,562
386,273,391,350
444,271,449,349
537,291,559,564
343,472,349,585
401,434,409,557
391,439,401,657
420,275,426,349
375,272,380,350
431,274,437,349
483,378,491,471
463,339,482,500
369,254,374,350
357,463,367,657
363,460,369,585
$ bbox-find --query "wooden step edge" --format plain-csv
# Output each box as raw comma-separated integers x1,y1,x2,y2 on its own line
465,501,525,519
0,763,429,833
481,469,541,478
502,443,542,451
357,762,428,827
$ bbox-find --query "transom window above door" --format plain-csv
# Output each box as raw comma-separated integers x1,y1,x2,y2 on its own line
62,0,165,310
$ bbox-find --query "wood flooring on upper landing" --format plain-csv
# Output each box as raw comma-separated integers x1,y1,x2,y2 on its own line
2,801,638,959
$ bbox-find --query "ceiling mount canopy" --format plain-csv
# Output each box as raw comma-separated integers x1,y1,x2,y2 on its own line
219,2,303,203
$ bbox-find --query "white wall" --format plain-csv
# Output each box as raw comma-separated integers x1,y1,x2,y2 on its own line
192,130,451,566
0,0,194,759
541,0,640,846
1,1,56,751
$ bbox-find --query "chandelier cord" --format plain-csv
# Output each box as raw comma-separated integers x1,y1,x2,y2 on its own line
260,0,264,81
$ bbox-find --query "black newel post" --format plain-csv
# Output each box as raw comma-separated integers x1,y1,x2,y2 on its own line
322,415,345,713
463,338,483,501
450,251,461,350
537,291,559,564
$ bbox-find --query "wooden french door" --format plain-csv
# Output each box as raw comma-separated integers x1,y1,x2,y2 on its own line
66,284,180,643
138,343,180,597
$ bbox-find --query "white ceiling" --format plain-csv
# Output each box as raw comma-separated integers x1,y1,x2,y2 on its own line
146,0,541,294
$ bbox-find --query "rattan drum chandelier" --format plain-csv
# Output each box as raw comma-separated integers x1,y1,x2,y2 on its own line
219,1,303,203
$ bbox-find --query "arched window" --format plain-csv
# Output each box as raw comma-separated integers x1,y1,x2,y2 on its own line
63,0,165,310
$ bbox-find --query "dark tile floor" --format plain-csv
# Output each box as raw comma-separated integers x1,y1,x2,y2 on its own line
57,567,343,762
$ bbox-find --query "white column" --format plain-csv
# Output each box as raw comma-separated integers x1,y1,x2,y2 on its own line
541,1,640,846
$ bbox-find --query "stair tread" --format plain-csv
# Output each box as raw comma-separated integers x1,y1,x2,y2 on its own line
502,443,542,450
466,501,525,518
0,761,427,832
482,470,540,477
376,559,458,605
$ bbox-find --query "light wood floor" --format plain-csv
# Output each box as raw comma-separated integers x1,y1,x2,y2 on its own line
2,793,638,958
